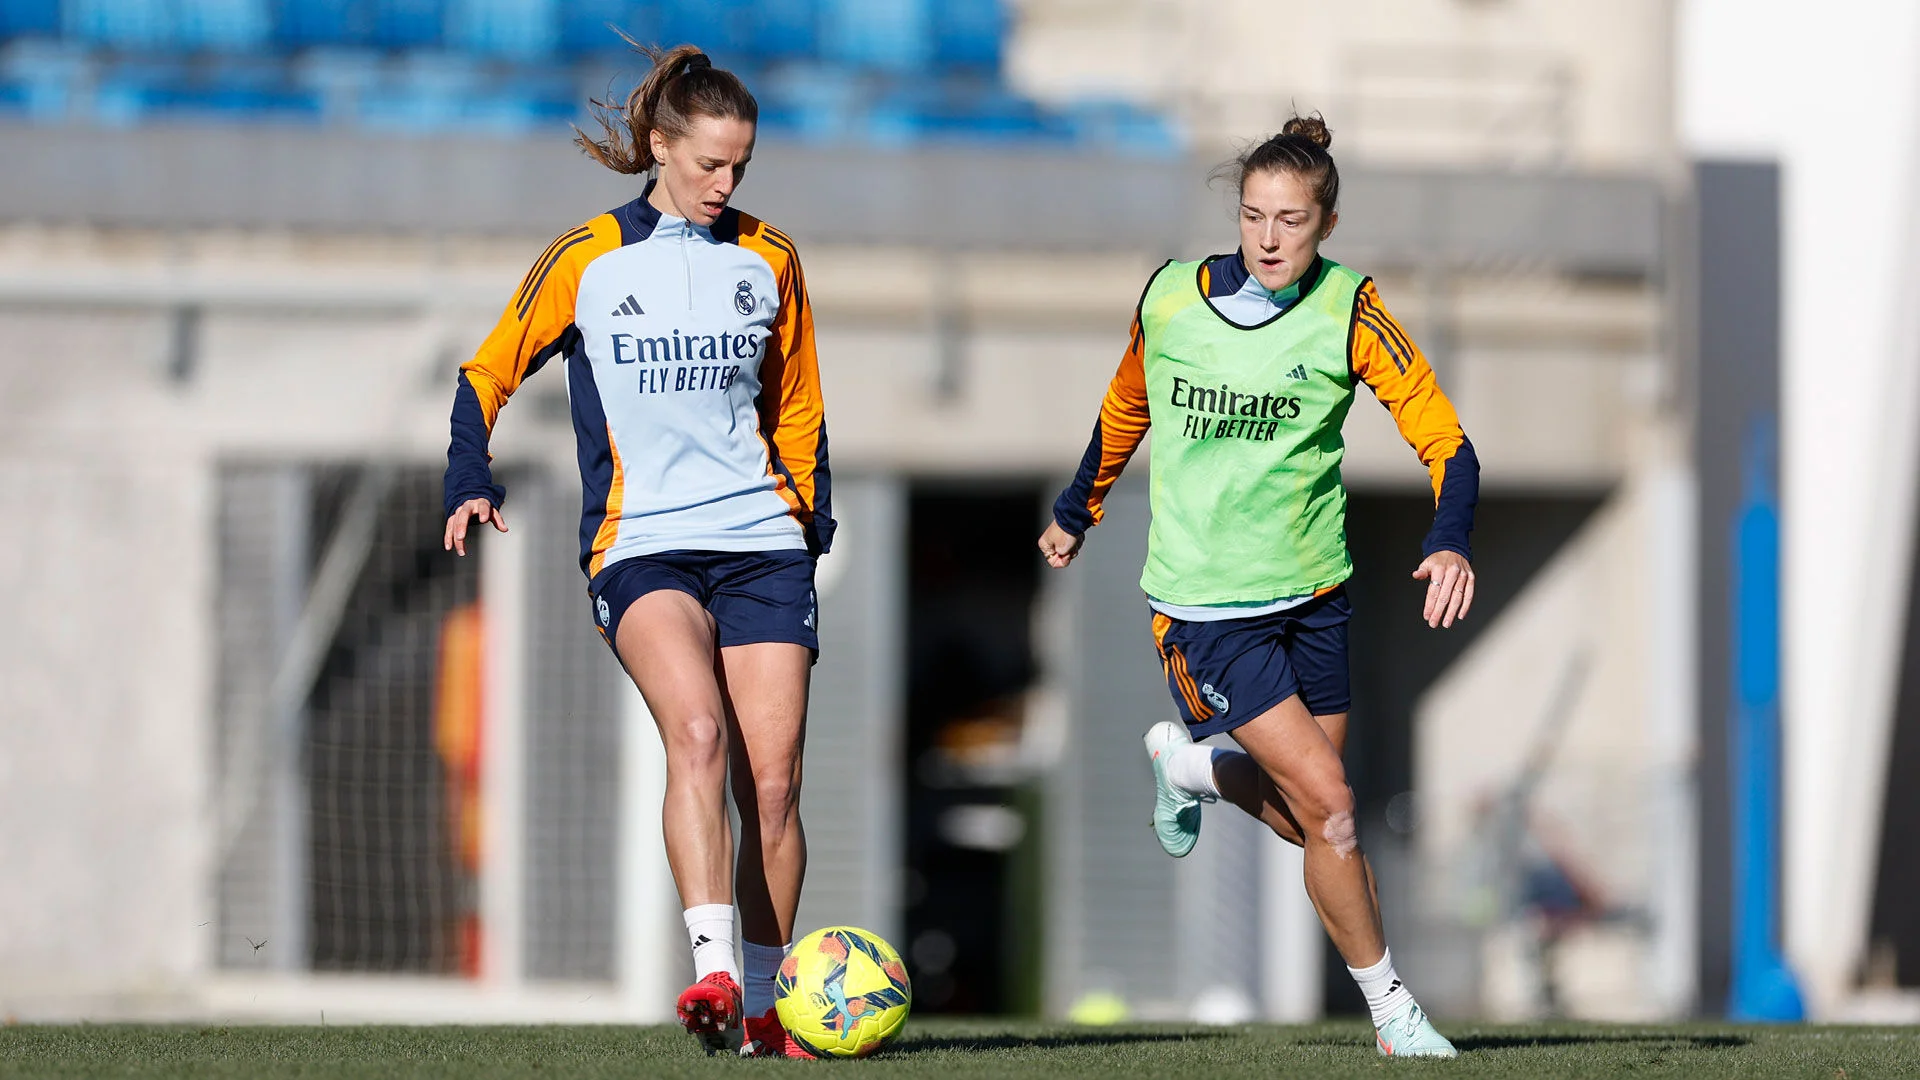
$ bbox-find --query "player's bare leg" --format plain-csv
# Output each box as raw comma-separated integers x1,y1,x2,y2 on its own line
1230,695,1384,965
719,641,810,944
1211,712,1384,911
614,590,741,1050
718,640,812,1057
1212,710,1345,845
1230,695,1454,1057
617,590,732,907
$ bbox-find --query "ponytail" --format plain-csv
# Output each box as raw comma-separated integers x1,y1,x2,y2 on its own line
575,40,758,175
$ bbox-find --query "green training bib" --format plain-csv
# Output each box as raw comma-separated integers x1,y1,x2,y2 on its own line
1139,257,1363,604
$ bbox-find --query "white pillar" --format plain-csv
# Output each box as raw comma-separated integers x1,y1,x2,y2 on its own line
1643,447,1699,1015
266,466,310,974
480,522,527,988
618,685,675,1019
1261,836,1322,1021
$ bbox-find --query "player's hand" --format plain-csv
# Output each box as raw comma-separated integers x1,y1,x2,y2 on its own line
1413,550,1474,629
445,498,507,557
1038,520,1084,569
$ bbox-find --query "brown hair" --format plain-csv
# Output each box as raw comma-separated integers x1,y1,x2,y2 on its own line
574,41,759,175
1214,113,1339,216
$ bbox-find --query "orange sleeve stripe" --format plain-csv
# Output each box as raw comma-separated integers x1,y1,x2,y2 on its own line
514,224,590,314
1349,281,1465,504
586,426,626,580
463,215,618,434
1085,319,1151,521
738,217,827,526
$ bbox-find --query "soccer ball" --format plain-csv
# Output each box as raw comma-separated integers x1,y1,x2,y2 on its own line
774,926,912,1058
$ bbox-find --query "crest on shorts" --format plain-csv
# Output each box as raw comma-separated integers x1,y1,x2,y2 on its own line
596,596,611,627
1202,682,1230,713
734,279,755,315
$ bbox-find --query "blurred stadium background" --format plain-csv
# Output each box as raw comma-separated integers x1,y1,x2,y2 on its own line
1,0,1916,1029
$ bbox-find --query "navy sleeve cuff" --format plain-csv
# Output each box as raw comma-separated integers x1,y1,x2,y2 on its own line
444,373,505,519
1420,437,1479,560
1052,418,1107,536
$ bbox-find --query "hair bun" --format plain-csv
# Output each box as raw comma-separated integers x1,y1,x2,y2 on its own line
1281,114,1332,149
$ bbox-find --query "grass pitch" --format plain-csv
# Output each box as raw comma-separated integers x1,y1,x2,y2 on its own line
3,1020,1917,1079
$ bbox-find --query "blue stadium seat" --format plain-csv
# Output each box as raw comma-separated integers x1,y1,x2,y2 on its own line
0,0,59,40
658,0,752,59
144,58,323,121
273,0,371,49
177,0,273,53
821,0,928,74
932,0,1000,73
294,46,382,122
869,83,1067,147
92,54,318,123
560,0,659,56
66,0,177,51
0,0,1174,151
371,0,442,50
358,51,572,134
0,39,86,120
1064,100,1180,157
751,0,816,62
756,61,859,141
447,0,557,62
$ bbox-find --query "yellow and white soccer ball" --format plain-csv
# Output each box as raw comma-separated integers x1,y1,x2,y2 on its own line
774,926,912,1058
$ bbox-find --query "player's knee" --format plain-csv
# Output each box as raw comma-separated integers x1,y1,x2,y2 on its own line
751,767,801,825
1319,805,1359,859
1297,776,1358,854
667,712,726,772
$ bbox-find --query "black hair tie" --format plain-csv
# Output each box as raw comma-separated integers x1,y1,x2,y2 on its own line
683,54,712,76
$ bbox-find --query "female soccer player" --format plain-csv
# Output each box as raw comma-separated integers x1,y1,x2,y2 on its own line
1039,116,1476,1057
442,43,828,1058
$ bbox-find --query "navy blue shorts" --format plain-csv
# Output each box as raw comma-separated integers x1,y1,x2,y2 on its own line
1149,587,1352,739
588,549,819,657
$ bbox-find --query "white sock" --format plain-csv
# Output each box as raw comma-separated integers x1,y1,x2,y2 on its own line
683,904,739,982
742,939,789,1016
1166,743,1226,800
1348,947,1417,1027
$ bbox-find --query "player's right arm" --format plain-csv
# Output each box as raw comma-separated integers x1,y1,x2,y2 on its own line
1041,311,1152,567
443,220,606,555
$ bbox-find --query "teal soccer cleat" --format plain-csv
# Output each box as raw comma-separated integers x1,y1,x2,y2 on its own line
1144,720,1203,858
1374,1001,1458,1058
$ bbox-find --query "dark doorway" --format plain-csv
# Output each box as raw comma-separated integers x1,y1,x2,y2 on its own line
902,481,1049,1014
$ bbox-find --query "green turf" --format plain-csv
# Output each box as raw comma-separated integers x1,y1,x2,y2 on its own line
2,1020,1916,1079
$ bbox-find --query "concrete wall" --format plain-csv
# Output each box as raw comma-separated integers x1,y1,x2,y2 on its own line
0,312,214,1012
1009,0,1676,170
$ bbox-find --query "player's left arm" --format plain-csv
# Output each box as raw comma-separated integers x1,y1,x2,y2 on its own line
1350,280,1481,628
754,228,834,555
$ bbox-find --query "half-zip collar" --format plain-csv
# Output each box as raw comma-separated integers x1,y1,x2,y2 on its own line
619,178,717,308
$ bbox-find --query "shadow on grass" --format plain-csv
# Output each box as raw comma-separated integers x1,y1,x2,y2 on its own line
1451,1033,1750,1052
891,1032,1230,1055
1289,1031,1750,1052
